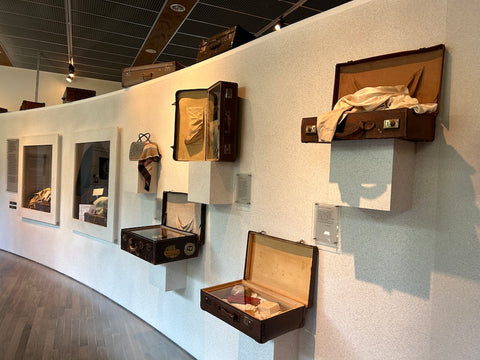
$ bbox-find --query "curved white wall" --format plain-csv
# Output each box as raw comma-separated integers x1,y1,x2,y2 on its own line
1,0,480,359
0,65,121,111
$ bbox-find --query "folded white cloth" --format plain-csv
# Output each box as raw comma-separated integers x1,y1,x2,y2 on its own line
317,85,438,142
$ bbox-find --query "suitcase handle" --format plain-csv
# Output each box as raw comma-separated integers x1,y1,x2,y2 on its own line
142,72,153,81
209,42,221,50
219,306,237,321
335,121,375,139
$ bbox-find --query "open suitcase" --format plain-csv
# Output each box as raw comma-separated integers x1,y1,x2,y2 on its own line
201,231,318,343
173,81,239,161
121,191,206,264
301,44,446,142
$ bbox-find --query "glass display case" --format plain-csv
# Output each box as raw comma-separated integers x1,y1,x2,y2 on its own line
71,127,119,242
18,134,60,225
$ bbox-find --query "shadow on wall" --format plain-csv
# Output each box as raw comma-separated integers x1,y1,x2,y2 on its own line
432,128,480,281
337,131,479,299
336,49,480,299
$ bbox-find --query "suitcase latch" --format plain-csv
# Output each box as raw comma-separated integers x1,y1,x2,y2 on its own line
384,119,400,129
305,124,317,134
242,316,253,328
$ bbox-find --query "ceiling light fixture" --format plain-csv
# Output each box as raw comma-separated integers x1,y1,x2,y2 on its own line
274,17,285,31
66,59,75,83
170,3,186,12
145,48,157,54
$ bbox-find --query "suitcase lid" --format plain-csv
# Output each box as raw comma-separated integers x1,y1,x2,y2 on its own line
172,81,238,161
333,44,445,110
243,231,318,308
162,191,206,244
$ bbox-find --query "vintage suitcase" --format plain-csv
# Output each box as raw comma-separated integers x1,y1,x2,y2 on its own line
62,87,96,103
19,100,45,111
201,231,318,343
121,191,206,264
301,44,446,142
173,81,238,161
0,107,7,113
122,61,184,88
196,25,255,62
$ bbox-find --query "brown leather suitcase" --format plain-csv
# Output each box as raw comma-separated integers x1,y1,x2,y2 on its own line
301,44,445,142
121,61,184,88
173,81,239,161
120,191,206,265
0,107,7,113
196,25,255,62
62,87,96,103
19,100,45,111
201,231,318,343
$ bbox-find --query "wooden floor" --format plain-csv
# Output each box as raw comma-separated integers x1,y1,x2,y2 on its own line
0,250,195,360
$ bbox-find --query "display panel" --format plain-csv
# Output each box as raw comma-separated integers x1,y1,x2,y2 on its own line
71,128,119,243
18,134,60,225
73,141,110,227
22,144,52,212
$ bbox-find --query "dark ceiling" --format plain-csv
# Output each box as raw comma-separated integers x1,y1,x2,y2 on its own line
0,0,351,83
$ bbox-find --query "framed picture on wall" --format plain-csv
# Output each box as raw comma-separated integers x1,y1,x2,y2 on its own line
18,133,61,225
71,127,120,243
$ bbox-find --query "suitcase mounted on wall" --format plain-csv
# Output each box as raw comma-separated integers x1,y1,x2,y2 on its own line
173,81,239,161
196,25,255,62
121,191,206,264
62,87,96,103
301,44,446,142
19,100,45,111
201,231,318,343
121,61,184,88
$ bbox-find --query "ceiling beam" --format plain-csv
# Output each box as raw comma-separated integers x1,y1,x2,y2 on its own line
132,0,198,67
0,42,13,67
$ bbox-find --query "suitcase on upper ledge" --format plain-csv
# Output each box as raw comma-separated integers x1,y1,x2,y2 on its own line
201,231,318,343
301,44,446,142
120,191,206,265
19,100,45,111
121,61,184,88
196,25,255,62
173,81,239,162
62,87,96,103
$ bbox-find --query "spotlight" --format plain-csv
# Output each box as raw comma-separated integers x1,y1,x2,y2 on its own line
66,61,75,82
274,17,285,31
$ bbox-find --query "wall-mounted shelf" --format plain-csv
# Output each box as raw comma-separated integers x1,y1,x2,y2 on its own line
188,161,234,204
328,139,415,211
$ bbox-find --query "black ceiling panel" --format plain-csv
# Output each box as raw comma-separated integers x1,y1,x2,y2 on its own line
0,0,351,82
304,0,351,12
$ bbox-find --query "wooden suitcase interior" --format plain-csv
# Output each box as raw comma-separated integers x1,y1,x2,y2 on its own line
333,44,445,106
201,232,318,343
173,81,238,161
174,89,210,161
